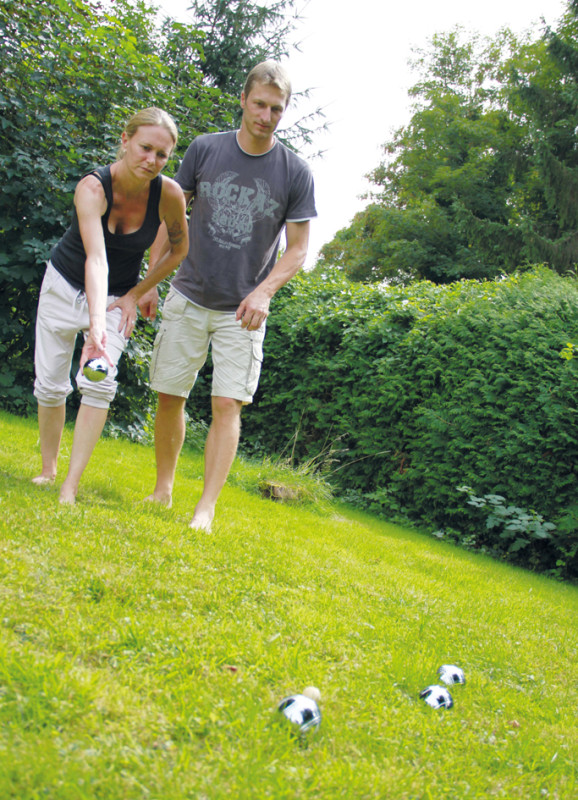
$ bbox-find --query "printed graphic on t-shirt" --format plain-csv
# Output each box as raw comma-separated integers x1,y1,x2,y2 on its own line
198,171,280,250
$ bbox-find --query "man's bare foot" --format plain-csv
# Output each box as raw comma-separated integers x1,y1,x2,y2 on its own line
59,485,77,505
143,493,173,509
189,509,214,533
32,474,55,486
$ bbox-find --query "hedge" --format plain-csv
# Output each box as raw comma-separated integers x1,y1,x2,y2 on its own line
242,266,578,579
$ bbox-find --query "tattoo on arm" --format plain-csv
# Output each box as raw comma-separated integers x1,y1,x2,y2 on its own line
167,221,185,246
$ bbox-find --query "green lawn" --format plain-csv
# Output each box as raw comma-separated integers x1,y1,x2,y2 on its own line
0,410,576,799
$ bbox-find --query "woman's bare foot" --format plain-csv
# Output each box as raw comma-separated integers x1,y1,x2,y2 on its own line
32,474,55,486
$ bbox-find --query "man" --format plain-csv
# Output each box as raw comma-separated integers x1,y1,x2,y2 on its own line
144,61,317,531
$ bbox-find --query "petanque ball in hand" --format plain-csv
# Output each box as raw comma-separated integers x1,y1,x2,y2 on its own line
83,357,109,382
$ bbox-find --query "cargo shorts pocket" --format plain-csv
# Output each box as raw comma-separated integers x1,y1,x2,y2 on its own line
161,288,189,322
245,331,264,396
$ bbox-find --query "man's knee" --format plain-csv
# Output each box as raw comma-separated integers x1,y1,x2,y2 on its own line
211,396,242,419
157,392,187,414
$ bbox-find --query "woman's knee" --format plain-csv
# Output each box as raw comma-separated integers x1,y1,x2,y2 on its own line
77,370,118,408
34,379,72,407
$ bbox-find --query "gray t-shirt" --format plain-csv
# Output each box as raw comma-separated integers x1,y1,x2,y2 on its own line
171,131,317,311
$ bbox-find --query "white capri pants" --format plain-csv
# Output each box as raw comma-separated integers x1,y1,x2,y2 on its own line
34,262,128,409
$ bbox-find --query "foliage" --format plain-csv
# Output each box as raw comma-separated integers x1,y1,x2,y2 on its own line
501,0,578,271
184,0,300,97
242,266,578,579
316,27,528,284
318,1,578,283
317,196,502,286
106,314,161,444
1,410,578,798
181,0,326,153
454,485,557,551
449,487,578,581
0,0,229,424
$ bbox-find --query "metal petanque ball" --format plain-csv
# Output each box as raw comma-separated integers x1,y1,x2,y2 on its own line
438,664,466,686
419,685,453,709
83,357,109,382
278,694,321,734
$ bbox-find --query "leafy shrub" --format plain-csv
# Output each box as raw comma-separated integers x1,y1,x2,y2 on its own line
436,486,559,572
0,0,232,421
243,266,578,579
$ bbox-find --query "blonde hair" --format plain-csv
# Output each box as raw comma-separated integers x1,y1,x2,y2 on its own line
118,107,178,158
243,61,292,107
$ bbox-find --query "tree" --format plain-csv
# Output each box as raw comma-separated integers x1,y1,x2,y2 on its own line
179,0,326,152
453,1,578,274
316,27,527,284
319,1,578,284
503,0,578,270
183,0,300,96
0,0,226,417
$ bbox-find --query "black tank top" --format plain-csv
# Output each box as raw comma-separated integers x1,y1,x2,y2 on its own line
50,165,162,295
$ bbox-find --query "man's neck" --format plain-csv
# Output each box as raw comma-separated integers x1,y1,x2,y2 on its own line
236,128,276,156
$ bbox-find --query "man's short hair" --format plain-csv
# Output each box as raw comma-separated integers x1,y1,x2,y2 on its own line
243,61,292,107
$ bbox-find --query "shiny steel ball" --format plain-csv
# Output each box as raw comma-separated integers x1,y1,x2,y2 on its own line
278,694,322,733
438,664,466,686
419,685,453,709
83,357,109,382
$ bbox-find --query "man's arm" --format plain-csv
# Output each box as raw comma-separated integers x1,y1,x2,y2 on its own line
236,220,310,330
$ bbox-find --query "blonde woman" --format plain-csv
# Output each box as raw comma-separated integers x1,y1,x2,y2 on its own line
33,108,188,503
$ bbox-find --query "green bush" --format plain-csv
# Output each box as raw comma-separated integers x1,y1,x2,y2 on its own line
243,266,578,579
0,0,232,421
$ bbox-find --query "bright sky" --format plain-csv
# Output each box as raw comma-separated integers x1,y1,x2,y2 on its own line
161,0,567,266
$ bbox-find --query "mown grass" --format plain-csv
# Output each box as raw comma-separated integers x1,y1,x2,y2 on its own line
0,410,576,799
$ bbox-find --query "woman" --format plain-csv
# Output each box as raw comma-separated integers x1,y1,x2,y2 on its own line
32,107,188,504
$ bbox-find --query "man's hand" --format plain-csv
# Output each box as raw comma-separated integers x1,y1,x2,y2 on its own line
138,287,159,321
235,221,310,330
236,287,271,330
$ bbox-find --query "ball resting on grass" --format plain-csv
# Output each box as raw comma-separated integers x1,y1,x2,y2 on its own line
83,357,109,383
438,664,466,686
278,694,321,734
419,685,453,709
302,686,321,702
